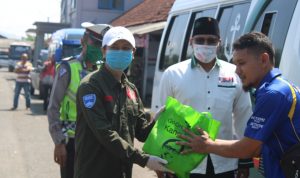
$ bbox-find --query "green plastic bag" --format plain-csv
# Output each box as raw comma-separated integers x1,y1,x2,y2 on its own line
143,97,221,178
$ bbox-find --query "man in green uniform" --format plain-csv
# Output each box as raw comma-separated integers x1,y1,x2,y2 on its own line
47,23,111,178
75,26,172,178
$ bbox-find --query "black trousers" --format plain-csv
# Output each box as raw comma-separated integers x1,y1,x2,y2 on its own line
42,83,52,111
166,155,235,178
60,138,75,178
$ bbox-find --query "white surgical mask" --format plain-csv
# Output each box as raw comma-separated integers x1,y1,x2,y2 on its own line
193,44,217,63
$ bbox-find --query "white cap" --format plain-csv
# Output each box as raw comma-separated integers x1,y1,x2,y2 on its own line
81,22,111,40
102,26,135,48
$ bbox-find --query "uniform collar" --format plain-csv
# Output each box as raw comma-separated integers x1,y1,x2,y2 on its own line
256,68,282,90
100,64,129,88
191,54,221,69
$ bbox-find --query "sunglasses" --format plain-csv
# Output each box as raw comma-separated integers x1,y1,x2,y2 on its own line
192,37,219,45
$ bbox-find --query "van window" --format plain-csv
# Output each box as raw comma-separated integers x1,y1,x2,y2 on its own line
159,14,189,71
184,9,217,61
261,12,277,36
62,44,81,58
217,2,250,62
66,34,84,40
253,0,298,67
98,0,123,10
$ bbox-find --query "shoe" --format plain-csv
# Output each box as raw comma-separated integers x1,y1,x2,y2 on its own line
10,107,17,111
26,107,30,110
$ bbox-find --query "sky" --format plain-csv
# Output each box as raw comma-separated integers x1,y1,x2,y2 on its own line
0,0,61,39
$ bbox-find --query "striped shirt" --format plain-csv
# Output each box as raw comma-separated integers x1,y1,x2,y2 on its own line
15,61,32,83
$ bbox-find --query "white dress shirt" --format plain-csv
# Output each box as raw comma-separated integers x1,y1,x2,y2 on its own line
158,58,252,174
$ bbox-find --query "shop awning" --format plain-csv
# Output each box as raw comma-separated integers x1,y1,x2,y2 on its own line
127,22,166,35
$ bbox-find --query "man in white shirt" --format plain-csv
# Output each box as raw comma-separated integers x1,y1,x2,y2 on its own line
158,17,253,178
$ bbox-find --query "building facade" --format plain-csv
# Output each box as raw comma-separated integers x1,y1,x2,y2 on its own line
61,0,144,27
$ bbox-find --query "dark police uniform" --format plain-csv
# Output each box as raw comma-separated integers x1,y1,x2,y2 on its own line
74,65,155,178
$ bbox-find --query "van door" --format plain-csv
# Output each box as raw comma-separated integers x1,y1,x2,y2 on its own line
151,13,190,112
251,0,298,67
158,14,190,72
278,0,300,86
216,1,251,62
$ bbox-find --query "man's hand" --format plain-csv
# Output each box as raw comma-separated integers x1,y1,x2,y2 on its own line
54,144,67,167
21,67,31,72
155,171,165,178
178,128,262,159
146,155,174,173
177,127,213,154
155,171,175,178
14,68,22,73
236,168,250,178
15,67,30,73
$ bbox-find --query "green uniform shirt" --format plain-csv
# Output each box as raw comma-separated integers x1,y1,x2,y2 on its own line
74,65,154,178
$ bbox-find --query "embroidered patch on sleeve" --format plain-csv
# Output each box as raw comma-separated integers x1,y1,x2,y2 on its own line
249,116,265,130
59,68,67,77
83,94,96,108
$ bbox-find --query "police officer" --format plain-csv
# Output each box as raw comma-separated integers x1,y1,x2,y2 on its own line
47,22,111,178
74,26,173,178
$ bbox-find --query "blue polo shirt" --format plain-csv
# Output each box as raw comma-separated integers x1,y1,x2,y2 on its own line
244,68,300,178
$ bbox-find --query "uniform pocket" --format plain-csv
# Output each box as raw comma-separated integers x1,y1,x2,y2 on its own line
127,103,139,128
103,102,118,130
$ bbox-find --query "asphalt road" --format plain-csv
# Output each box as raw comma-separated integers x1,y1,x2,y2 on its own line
0,68,157,178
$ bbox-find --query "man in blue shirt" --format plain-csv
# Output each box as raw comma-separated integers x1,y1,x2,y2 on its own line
177,32,300,178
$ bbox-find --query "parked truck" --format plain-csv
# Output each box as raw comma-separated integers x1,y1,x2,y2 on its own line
8,42,32,72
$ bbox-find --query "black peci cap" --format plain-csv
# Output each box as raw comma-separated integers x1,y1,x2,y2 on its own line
192,17,220,38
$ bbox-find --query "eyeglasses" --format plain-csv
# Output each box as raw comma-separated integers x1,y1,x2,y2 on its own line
192,36,219,45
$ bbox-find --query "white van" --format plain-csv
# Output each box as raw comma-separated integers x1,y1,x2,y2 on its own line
151,0,300,113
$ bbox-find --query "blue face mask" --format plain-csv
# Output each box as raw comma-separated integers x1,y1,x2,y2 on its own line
106,49,133,71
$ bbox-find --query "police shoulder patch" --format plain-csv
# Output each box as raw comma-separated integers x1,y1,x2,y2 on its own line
59,67,67,77
83,94,96,108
